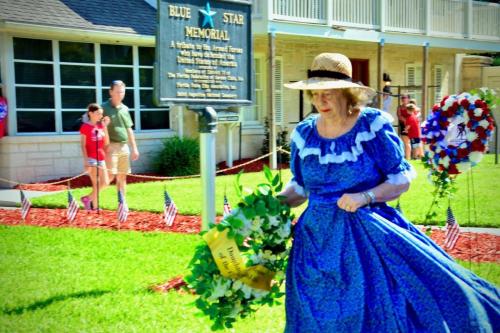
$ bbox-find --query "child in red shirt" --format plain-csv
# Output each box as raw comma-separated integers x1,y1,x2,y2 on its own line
79,103,109,210
405,103,423,159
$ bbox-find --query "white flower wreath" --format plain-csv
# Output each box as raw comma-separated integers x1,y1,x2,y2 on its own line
185,166,294,330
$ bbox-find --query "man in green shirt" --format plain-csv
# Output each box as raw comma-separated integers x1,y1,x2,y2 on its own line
103,80,139,197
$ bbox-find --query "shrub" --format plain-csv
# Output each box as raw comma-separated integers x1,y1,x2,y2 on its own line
261,117,291,164
155,136,200,176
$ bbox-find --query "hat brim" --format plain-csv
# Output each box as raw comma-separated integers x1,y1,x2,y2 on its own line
284,77,374,92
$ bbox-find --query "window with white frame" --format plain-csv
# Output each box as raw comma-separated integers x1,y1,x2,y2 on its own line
59,41,96,132
242,55,283,126
100,44,135,127
274,56,283,125
12,37,170,134
138,47,170,130
14,38,56,133
243,55,265,125
432,64,444,105
405,63,422,107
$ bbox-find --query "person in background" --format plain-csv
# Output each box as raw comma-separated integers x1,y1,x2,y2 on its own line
397,94,411,159
381,85,393,113
80,103,109,210
409,98,422,121
405,103,423,159
102,80,139,198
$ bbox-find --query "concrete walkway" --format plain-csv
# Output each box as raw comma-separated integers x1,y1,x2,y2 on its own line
419,225,500,236
0,189,61,207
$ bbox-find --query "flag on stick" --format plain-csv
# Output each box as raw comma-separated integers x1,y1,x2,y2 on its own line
20,190,31,220
163,189,178,227
444,206,460,250
395,200,403,213
117,190,129,223
66,190,79,223
223,194,232,216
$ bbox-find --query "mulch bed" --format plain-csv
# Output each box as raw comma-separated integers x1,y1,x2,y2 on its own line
0,208,497,264
0,208,202,234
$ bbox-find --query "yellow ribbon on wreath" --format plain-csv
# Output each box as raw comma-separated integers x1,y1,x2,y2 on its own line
203,228,275,291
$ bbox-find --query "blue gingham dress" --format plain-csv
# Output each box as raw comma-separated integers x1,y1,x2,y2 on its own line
285,108,500,332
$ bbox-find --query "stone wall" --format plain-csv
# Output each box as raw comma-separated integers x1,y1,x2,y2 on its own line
0,132,174,186
462,56,493,92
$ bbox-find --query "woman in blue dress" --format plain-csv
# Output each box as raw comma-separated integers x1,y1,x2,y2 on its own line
281,53,499,332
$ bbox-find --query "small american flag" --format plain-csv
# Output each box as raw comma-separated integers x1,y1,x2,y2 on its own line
66,190,79,222
117,190,129,223
444,206,460,249
163,190,177,227
223,194,232,216
395,200,403,213
20,190,31,220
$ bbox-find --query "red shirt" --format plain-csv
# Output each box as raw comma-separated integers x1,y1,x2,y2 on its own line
397,105,410,123
406,114,421,139
80,122,106,160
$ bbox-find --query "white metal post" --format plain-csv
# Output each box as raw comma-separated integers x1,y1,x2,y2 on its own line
380,0,386,32
422,42,430,119
176,105,184,138
466,0,473,39
197,106,217,231
200,131,216,231
425,0,431,36
327,0,333,27
225,123,235,167
268,30,277,169
377,38,385,110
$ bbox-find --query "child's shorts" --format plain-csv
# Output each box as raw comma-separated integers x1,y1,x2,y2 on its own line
88,158,106,167
410,138,421,148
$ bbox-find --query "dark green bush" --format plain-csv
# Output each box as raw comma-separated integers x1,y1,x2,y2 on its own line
155,136,200,176
261,117,291,164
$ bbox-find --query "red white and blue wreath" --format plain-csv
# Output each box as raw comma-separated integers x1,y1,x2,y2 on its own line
422,91,495,175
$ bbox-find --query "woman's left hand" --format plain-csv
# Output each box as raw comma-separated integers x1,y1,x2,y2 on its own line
102,116,111,126
337,193,368,213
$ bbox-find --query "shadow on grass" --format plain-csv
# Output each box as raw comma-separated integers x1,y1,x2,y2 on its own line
3,289,111,315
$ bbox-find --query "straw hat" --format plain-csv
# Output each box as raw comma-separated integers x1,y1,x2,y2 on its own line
284,53,374,93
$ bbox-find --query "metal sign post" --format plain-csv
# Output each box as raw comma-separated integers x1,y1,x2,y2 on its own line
154,0,252,230
196,107,217,228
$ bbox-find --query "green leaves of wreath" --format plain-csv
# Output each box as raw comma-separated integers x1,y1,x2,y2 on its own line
185,166,294,330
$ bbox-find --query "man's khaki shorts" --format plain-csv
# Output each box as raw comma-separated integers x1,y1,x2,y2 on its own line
107,143,131,175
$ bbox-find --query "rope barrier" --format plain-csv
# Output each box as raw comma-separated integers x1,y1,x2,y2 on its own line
0,149,289,187
0,172,88,187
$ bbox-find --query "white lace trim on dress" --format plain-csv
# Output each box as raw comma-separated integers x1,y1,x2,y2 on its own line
284,180,308,198
292,112,394,165
386,167,417,185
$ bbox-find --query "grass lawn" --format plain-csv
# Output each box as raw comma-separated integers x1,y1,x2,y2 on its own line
0,225,498,332
32,155,500,227
0,225,284,333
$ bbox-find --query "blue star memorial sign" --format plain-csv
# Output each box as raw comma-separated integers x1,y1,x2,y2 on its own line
199,1,216,28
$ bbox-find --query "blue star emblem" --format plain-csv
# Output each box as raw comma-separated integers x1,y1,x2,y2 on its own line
199,2,216,28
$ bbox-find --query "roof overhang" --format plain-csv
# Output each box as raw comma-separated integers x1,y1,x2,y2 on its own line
0,20,155,45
